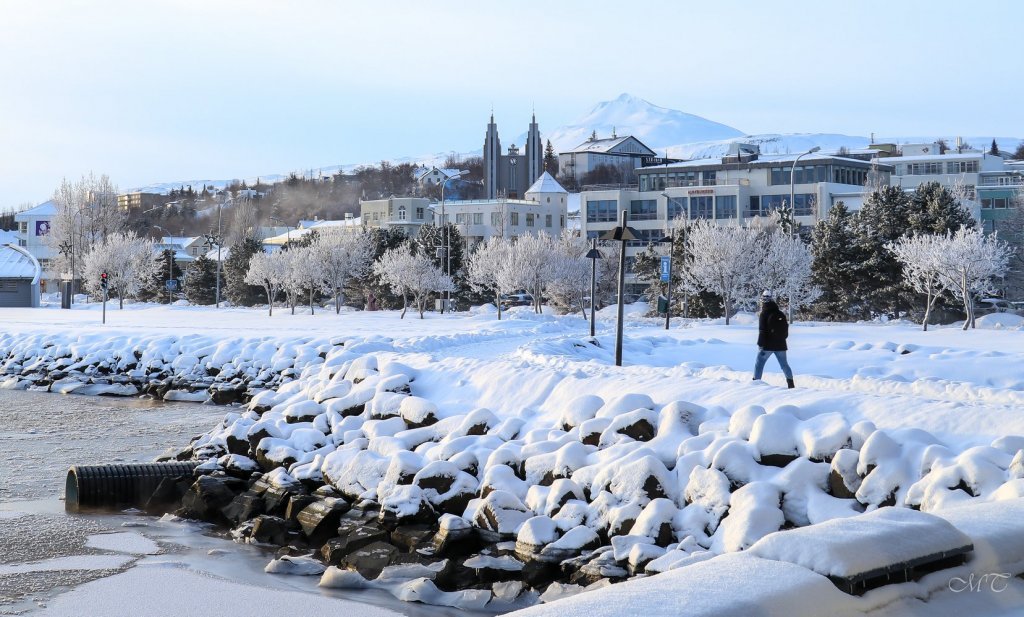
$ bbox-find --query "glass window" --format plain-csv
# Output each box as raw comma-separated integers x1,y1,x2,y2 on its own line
545,214,552,227
526,213,535,227
715,195,737,219
416,207,424,219
667,197,687,220
748,196,760,217
703,171,717,186
690,196,713,219
630,199,658,221
511,212,520,226
473,212,483,225
491,212,501,226
398,206,406,220
586,200,618,222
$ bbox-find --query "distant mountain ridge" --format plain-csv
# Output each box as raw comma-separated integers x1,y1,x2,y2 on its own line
129,94,1022,194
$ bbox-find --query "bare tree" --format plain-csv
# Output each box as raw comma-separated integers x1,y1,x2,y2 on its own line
313,230,373,314
509,233,556,313
544,230,593,317
48,173,125,282
935,228,1013,330
244,250,287,316
466,236,514,319
887,234,947,330
755,229,820,320
81,231,159,309
373,245,454,319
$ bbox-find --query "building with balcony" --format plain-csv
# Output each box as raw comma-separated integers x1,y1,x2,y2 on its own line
360,197,433,237
13,200,56,291
118,192,165,211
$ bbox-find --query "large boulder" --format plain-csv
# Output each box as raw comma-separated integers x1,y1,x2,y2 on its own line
179,474,246,523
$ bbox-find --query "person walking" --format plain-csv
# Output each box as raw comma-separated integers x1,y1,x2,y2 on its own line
753,291,795,388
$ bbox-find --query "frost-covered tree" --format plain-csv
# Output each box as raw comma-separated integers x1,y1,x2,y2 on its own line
81,231,159,308
244,250,287,316
887,234,947,331
465,236,514,319
754,230,820,319
544,230,593,317
48,173,125,284
934,228,1013,330
312,230,373,314
810,202,860,320
907,182,975,235
685,220,761,324
183,255,219,305
279,247,315,314
509,233,556,313
373,244,454,319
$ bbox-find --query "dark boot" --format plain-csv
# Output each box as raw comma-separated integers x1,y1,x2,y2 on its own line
787,379,795,389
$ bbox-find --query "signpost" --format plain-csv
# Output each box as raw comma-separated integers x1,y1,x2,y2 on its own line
660,256,671,282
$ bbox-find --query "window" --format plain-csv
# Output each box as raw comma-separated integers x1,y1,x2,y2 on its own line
627,228,667,247
456,213,469,224
526,213,535,227
667,197,687,220
947,160,979,174
630,199,657,221
473,212,483,225
690,196,713,219
398,206,406,220
560,215,565,228
511,212,520,226
586,200,618,222
545,214,552,227
748,196,760,218
416,207,424,219
715,195,737,219
703,171,716,186
491,212,502,226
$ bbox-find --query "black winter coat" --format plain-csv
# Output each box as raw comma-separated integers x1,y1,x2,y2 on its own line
757,301,789,351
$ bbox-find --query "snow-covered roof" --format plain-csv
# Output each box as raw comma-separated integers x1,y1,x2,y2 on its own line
0,243,42,283
159,236,200,247
564,135,655,155
414,167,464,182
154,243,195,262
886,152,985,163
656,153,882,170
14,200,56,219
205,246,229,261
525,172,568,195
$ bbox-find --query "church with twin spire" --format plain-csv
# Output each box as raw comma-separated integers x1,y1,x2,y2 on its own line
483,112,543,200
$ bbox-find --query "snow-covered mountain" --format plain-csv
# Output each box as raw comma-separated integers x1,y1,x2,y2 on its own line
534,93,745,153
128,94,1022,194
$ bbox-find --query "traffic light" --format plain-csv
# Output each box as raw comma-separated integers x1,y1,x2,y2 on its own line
100,271,108,291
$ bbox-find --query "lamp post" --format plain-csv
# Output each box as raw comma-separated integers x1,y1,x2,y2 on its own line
599,211,639,367
585,238,602,337
787,146,820,322
439,171,469,314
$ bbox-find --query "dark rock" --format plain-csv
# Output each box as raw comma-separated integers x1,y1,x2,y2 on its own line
285,495,317,524
210,384,246,406
828,468,857,499
433,560,480,592
251,515,290,545
144,476,191,514
760,453,799,468
522,560,562,588
641,475,667,501
341,541,399,579
179,475,246,523
221,490,265,525
320,524,388,565
297,498,351,546
617,418,656,442
389,525,434,552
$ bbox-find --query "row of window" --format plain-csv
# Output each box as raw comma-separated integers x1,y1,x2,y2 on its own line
981,198,1011,209
898,160,980,175
589,195,744,222
749,194,815,217
638,171,717,191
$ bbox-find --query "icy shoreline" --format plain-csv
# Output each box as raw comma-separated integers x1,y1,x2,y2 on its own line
4,310,1024,613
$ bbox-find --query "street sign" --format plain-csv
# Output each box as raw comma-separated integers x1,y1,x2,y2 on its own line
165,279,179,291
660,256,671,282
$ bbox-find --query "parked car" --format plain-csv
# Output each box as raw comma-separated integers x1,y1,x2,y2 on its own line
975,298,1022,316
499,293,533,310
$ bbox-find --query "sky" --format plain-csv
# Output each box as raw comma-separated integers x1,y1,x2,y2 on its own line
1,0,1022,211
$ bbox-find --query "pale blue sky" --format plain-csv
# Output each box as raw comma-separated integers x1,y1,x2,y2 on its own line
1,0,1021,210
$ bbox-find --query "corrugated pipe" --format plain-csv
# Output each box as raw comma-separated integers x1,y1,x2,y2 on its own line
65,462,199,512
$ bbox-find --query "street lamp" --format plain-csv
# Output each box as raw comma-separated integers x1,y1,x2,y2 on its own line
585,239,602,337
599,210,640,367
439,170,469,314
787,146,820,321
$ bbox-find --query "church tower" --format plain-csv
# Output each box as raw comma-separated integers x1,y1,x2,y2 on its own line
483,113,501,200
525,112,542,190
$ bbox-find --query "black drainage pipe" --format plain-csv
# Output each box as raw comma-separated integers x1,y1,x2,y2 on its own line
65,462,200,512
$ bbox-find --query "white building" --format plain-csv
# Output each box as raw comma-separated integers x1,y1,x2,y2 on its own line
441,172,569,248
559,134,657,186
581,146,890,293
360,197,433,237
0,243,42,307
262,215,364,251
414,167,465,188
13,200,56,291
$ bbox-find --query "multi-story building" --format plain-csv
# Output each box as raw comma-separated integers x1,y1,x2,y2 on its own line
118,192,165,212
580,145,891,293
414,167,465,188
558,134,658,187
13,200,56,290
360,197,433,237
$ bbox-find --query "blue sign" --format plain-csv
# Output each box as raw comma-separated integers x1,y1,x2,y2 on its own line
165,279,179,291
660,256,671,282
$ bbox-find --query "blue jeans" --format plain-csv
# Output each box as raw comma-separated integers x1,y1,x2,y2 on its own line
753,349,793,380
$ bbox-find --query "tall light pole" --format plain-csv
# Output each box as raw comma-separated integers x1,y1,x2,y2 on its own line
439,171,469,314
599,211,639,367
586,239,602,337
787,146,820,322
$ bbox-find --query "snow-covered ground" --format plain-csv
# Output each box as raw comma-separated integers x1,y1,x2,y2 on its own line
2,301,1024,615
